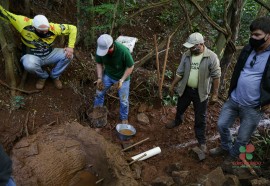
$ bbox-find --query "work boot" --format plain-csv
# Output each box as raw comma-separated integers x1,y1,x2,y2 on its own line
165,120,181,129
122,120,129,124
36,79,46,90
53,78,63,89
209,146,229,157
221,155,238,174
200,144,208,153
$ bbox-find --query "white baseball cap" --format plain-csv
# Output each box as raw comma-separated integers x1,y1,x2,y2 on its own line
183,32,204,48
96,34,113,56
32,15,50,30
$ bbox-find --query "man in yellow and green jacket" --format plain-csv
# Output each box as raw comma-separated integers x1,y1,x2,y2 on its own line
0,5,77,89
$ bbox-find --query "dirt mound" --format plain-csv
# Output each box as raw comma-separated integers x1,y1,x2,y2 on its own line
11,122,138,186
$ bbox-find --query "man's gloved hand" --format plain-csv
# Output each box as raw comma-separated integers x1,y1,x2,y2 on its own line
118,80,123,89
169,85,175,97
96,78,104,91
111,80,123,91
209,94,218,105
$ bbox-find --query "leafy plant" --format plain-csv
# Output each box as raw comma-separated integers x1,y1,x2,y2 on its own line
163,94,178,106
251,128,270,161
164,70,173,79
11,96,25,110
157,9,179,26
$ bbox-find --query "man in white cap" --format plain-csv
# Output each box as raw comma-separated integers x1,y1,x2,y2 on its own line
0,5,77,90
94,34,134,124
166,32,221,153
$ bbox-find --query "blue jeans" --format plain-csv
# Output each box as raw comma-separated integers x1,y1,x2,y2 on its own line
218,98,262,157
6,177,16,186
20,48,71,79
94,74,130,120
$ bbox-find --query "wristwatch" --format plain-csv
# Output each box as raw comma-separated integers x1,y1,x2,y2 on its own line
119,79,124,83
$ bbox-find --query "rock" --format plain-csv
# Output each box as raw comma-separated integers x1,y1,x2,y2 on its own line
14,142,39,158
141,165,158,182
11,122,138,186
190,146,206,161
201,167,226,186
151,176,174,186
224,175,240,186
138,103,148,113
172,171,189,185
137,113,150,124
131,163,142,180
250,178,270,186
172,171,189,179
165,162,182,174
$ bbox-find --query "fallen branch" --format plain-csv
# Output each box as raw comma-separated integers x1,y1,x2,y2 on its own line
47,121,56,127
122,137,150,152
242,159,258,177
159,35,172,99
96,178,104,184
128,0,171,19
128,153,147,165
154,35,161,91
0,79,41,94
24,111,30,137
254,0,270,11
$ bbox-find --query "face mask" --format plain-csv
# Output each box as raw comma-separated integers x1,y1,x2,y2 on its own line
107,48,114,55
35,30,49,38
190,46,201,54
249,36,267,49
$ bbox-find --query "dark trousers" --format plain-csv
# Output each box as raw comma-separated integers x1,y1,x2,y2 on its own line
175,86,208,144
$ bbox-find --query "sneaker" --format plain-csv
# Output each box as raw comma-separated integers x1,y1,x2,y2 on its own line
53,78,63,89
36,79,46,89
165,120,180,129
122,120,129,124
200,144,208,153
209,146,229,157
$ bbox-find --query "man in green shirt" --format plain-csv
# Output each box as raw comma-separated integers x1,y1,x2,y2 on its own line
94,34,134,124
167,32,221,153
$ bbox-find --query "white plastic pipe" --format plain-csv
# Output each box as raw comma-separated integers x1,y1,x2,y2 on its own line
131,147,161,161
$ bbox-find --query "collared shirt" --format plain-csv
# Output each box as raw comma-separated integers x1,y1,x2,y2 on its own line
176,47,221,102
96,42,134,80
0,5,77,57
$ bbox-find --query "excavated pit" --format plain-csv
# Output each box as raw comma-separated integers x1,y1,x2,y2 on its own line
11,122,138,186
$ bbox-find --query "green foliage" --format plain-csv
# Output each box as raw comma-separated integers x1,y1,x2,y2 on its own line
238,0,260,45
207,0,260,45
84,3,128,34
163,94,178,106
251,128,270,161
11,96,25,110
164,70,173,79
85,3,115,32
157,9,179,26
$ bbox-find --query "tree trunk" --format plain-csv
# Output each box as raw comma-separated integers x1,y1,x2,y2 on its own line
0,1,19,95
219,0,245,95
214,1,234,59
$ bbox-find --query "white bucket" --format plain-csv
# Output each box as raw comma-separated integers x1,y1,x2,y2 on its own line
131,147,161,161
